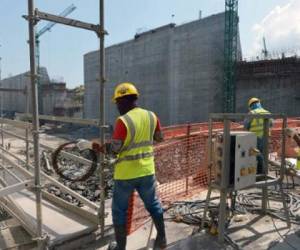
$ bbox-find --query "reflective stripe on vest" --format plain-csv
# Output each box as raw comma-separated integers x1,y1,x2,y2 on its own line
249,108,270,138
114,108,157,180
119,110,154,152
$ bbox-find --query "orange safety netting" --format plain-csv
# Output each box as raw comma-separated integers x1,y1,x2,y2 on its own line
126,118,300,234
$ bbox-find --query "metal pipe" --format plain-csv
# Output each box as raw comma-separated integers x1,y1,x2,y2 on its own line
99,0,106,237
280,117,287,180
22,113,98,126
25,85,30,170
0,127,95,167
218,118,230,243
185,124,191,194
0,146,99,210
0,56,3,149
27,0,43,241
0,163,23,182
262,118,270,212
208,118,213,185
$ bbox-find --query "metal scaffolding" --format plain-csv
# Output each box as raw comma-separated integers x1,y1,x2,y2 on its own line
0,1,107,248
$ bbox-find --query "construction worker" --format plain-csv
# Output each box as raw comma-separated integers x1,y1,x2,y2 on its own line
78,82,166,250
244,97,272,174
284,128,300,170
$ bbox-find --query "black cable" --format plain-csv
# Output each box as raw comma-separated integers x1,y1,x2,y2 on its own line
267,198,298,250
52,141,98,182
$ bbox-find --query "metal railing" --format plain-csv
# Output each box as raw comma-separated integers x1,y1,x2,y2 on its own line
0,1,107,247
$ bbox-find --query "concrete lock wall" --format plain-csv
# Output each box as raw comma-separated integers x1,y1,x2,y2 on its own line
236,58,300,116
0,68,68,115
0,67,50,114
84,13,233,126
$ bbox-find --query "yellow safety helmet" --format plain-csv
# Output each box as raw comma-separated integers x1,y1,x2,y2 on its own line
248,97,260,107
112,82,139,102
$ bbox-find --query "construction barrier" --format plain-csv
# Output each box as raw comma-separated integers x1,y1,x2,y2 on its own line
126,118,300,234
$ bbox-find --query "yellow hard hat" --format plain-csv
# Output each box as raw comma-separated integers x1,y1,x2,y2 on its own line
112,82,139,102
248,97,260,107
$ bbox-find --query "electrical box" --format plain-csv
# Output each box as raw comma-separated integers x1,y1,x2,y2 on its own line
213,131,257,190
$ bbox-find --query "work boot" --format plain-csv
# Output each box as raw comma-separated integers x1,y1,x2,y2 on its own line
152,214,167,249
107,224,127,250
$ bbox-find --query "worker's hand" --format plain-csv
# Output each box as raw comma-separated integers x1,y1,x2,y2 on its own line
92,142,105,154
285,128,297,138
76,139,92,151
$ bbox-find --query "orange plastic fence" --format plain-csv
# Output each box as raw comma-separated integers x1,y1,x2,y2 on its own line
126,118,300,234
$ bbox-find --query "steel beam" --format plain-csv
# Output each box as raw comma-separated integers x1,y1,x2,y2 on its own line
0,146,99,211
28,0,43,241
0,118,32,129
98,0,106,237
0,180,33,197
0,127,96,166
22,113,98,126
35,10,102,35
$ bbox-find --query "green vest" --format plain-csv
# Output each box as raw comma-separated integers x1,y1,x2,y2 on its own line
114,107,157,180
249,108,270,138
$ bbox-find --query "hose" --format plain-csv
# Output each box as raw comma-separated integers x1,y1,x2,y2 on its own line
52,141,98,182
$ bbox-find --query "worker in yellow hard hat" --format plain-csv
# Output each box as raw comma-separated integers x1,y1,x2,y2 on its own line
244,97,272,174
101,82,166,250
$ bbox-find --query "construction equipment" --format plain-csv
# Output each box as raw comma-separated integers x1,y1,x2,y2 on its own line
223,0,239,113
213,131,257,190
202,113,290,243
35,4,76,114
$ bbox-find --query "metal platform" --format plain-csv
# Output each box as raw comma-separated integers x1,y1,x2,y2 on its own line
0,148,99,248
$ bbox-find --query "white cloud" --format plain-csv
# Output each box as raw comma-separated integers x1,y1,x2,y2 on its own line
249,0,300,58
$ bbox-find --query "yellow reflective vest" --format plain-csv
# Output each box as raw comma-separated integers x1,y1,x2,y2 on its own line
249,108,271,138
114,107,157,180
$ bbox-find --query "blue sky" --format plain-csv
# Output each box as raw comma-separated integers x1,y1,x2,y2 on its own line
0,0,298,88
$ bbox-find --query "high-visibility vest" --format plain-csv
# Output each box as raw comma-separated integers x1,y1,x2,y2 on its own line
114,107,157,180
249,108,271,138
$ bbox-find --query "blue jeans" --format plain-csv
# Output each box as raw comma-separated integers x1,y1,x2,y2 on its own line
112,174,163,225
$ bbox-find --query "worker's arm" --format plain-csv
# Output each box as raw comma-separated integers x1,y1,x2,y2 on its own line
243,117,252,130
153,117,164,143
102,119,126,155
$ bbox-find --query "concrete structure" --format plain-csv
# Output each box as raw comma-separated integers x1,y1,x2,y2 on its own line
0,68,72,116
236,57,300,115
84,12,240,126
42,82,67,115
0,67,50,114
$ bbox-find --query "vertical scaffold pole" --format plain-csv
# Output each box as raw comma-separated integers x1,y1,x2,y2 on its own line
99,0,106,237
27,0,43,246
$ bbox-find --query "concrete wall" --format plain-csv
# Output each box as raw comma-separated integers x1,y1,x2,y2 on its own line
0,67,50,113
84,13,234,126
236,58,300,116
42,83,67,115
0,68,68,115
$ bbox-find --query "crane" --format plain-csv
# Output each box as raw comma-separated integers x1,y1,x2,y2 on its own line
262,36,268,59
35,4,76,114
223,0,238,113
